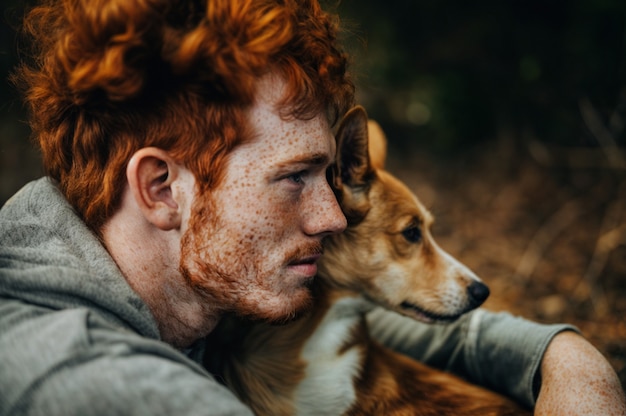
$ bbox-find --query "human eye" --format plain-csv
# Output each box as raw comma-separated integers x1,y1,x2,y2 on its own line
285,170,307,186
287,172,304,185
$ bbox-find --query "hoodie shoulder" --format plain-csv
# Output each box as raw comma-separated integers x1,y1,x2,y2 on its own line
0,178,159,341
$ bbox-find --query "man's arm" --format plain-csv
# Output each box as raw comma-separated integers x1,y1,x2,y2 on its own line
367,307,625,413
535,331,626,415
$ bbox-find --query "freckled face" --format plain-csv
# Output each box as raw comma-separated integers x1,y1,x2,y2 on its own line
180,76,347,322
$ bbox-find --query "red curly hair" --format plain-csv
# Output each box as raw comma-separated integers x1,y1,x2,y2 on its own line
13,0,354,231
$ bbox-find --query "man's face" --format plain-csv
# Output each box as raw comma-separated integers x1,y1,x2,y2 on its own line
180,75,347,322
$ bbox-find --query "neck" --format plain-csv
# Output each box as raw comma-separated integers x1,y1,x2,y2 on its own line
101,208,220,349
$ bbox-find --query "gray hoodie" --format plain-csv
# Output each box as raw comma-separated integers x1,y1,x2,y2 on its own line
0,178,252,415
0,178,574,415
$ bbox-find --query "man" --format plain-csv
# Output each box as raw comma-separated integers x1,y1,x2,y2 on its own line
1,0,624,415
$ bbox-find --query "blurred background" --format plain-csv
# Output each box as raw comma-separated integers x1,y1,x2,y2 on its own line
2,0,625,389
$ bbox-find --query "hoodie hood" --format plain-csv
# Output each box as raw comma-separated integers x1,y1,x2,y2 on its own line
0,178,159,339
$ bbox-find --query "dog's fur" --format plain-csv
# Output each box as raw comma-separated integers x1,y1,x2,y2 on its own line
205,106,530,415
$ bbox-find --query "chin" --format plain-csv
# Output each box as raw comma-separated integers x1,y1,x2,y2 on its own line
269,297,313,325
241,287,314,324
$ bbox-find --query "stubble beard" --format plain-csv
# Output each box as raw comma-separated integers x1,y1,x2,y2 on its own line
178,196,316,323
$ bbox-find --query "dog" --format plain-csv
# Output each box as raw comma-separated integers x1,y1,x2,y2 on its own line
205,106,531,415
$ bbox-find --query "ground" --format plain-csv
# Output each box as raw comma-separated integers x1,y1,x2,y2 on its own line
388,137,626,391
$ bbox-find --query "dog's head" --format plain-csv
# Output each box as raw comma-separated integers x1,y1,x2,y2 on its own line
320,106,489,323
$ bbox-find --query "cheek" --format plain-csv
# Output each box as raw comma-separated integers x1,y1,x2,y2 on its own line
224,184,300,242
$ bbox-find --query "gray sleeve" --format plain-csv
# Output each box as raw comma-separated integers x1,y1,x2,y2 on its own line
366,307,578,408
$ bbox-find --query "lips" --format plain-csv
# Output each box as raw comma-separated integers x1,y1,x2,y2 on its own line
286,245,323,278
290,253,322,265
399,301,462,323
288,253,321,277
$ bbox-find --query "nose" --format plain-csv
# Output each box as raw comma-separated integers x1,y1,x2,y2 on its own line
303,182,347,237
467,281,490,308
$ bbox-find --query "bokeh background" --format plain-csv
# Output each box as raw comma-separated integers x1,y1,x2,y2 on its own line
2,0,625,390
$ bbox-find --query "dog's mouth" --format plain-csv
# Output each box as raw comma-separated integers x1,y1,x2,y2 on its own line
399,301,463,324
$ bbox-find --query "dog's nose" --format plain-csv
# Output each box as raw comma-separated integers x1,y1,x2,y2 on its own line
467,281,490,307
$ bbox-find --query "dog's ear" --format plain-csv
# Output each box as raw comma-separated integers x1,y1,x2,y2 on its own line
333,106,374,225
335,106,374,188
367,120,387,170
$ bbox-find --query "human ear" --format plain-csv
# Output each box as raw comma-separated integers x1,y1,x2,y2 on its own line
126,147,184,231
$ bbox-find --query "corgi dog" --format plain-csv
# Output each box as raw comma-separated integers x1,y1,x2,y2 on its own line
205,106,530,416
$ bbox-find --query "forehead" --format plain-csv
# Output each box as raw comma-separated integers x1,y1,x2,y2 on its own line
238,74,335,163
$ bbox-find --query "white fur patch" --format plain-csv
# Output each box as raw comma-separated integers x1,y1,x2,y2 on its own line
293,297,373,415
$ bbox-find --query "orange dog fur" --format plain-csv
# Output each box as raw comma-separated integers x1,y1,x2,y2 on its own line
205,106,531,416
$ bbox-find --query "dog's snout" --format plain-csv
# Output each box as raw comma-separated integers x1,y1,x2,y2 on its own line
467,281,490,307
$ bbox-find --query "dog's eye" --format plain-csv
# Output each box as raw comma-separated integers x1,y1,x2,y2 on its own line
401,226,422,243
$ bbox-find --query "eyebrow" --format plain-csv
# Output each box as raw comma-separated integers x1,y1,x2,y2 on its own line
274,153,332,170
